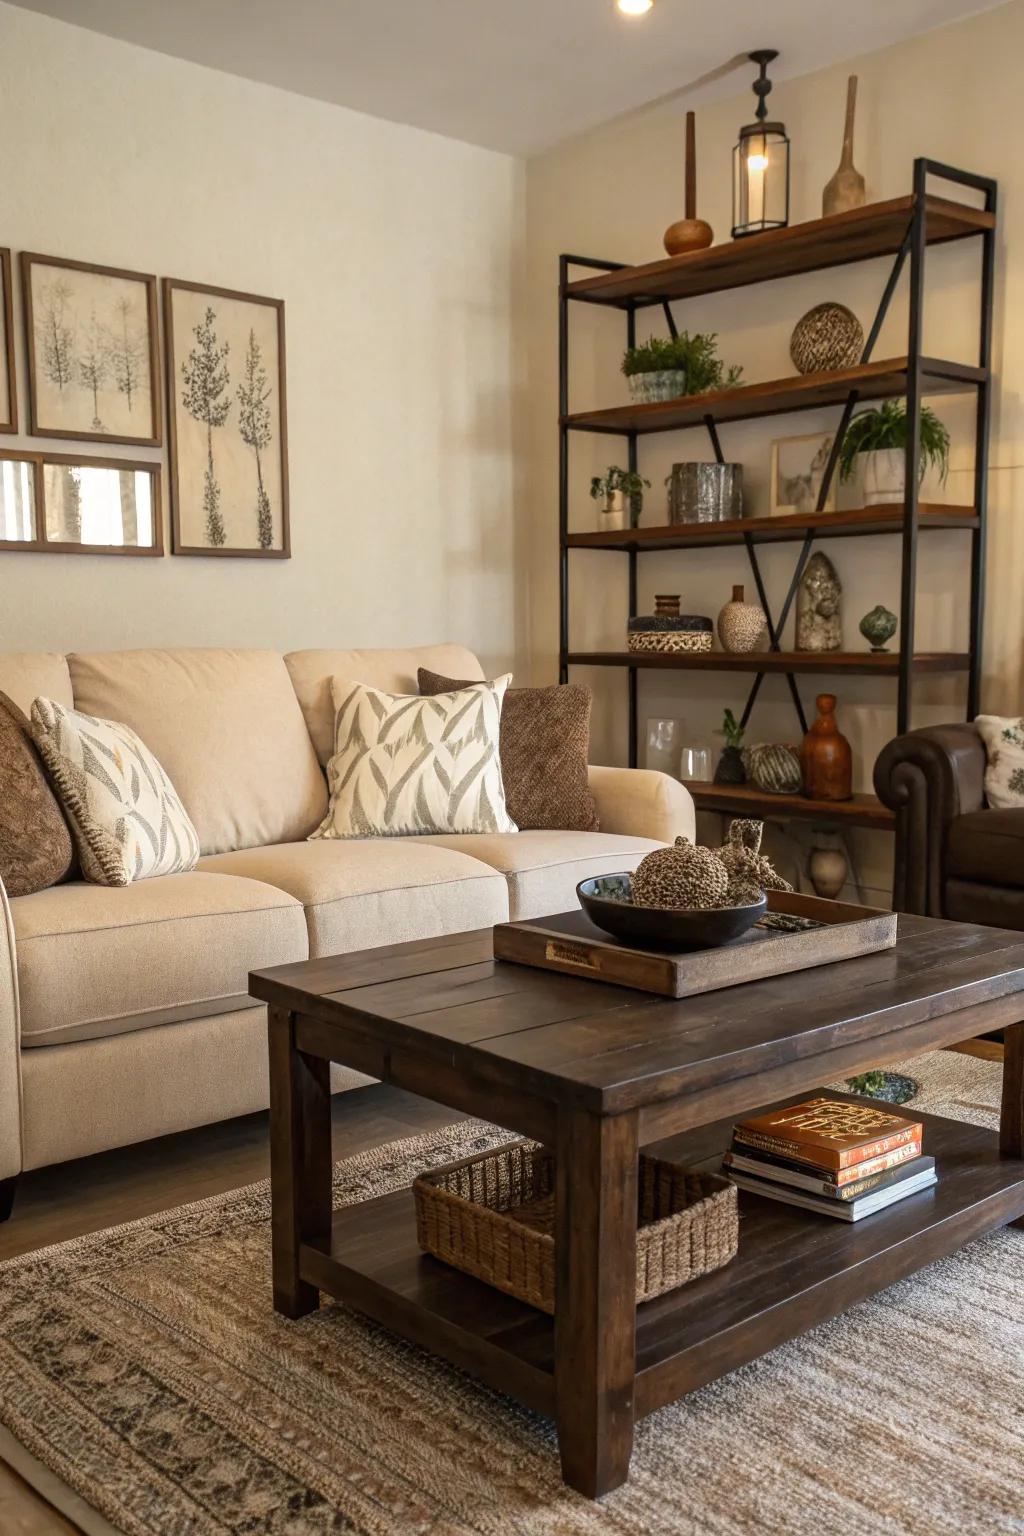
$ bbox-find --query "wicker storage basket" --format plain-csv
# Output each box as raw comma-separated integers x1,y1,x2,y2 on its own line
414,1140,738,1314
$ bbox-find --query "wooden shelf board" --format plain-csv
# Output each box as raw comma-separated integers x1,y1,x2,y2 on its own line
566,504,978,552
298,1101,1024,1424
565,358,986,437
565,195,995,308
565,650,970,676
684,781,895,831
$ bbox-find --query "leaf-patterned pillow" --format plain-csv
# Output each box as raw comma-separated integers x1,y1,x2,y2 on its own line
975,714,1024,810
31,697,201,886
311,677,516,839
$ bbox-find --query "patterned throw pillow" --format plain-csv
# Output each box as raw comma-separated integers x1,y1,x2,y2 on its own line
976,715,1024,810
311,677,516,839
418,668,599,832
31,698,201,886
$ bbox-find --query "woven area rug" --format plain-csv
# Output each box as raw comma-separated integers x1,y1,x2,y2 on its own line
1,1049,1021,1536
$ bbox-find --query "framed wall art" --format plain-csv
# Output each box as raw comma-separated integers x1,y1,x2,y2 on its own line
163,278,289,558
20,252,161,446
0,447,162,555
769,432,837,516
0,249,16,433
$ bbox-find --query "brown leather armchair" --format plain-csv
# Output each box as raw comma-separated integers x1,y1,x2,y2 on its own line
874,723,1024,926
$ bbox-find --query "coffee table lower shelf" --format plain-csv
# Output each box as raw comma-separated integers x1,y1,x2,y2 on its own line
298,1106,1024,1425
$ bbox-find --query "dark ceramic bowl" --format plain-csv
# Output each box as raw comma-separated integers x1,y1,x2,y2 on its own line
576,873,767,951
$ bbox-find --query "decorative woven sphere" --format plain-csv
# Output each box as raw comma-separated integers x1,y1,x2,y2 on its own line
632,836,729,911
789,303,864,375
743,743,803,795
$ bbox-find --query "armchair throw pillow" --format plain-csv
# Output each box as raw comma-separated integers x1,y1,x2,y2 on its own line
31,697,201,886
311,676,516,839
975,715,1024,810
418,668,599,832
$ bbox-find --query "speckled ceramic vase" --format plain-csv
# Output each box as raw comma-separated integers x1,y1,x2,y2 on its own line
717,585,768,653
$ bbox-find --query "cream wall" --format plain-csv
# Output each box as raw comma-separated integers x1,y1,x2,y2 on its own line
523,0,1024,901
0,2,525,677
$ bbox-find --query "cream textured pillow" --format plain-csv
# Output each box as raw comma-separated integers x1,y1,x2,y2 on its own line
31,697,201,886
976,715,1024,809
312,676,517,839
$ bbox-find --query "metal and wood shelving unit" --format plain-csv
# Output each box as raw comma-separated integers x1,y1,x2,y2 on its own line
558,160,997,831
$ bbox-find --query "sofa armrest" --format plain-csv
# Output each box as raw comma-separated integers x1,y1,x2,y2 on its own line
588,765,695,844
873,723,986,916
0,876,21,1183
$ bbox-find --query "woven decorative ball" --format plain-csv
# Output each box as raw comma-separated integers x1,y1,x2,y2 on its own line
742,743,803,795
789,303,864,375
632,836,729,911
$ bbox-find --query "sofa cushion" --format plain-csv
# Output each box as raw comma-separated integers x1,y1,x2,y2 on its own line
68,648,328,855
285,645,484,767
0,651,73,715
410,829,663,920
14,870,308,1048
0,690,74,896
947,810,1024,889
198,839,508,957
944,877,1024,929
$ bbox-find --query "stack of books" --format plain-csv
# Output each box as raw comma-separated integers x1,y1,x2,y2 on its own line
723,1096,936,1221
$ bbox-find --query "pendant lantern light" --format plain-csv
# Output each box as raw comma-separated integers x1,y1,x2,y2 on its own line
732,49,790,239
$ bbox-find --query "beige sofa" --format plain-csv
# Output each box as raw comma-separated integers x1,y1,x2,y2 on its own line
0,644,694,1210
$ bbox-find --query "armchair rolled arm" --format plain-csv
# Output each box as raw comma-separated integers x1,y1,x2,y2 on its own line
873,723,986,915
0,875,21,1184
588,765,695,844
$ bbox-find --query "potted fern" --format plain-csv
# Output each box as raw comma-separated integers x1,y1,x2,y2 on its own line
622,332,743,405
589,466,651,531
839,400,950,505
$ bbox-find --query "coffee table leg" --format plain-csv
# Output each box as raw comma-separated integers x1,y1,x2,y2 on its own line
268,1004,332,1317
1000,1020,1024,1226
554,1106,639,1498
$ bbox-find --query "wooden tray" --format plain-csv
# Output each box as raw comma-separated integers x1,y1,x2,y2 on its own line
492,890,896,999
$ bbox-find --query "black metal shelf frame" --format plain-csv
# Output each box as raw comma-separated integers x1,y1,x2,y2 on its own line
558,158,997,772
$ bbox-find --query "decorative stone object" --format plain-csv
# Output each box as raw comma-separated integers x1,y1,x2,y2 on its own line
822,75,866,216
796,551,842,652
627,369,688,405
801,693,853,802
663,112,714,256
789,303,863,375
717,584,767,654
632,836,729,911
655,594,681,617
808,845,848,899
666,462,744,524
859,604,898,652
743,743,803,795
715,818,793,905
627,614,713,654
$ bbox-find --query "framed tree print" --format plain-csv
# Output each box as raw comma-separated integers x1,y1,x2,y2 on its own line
20,253,161,446
0,249,16,433
164,278,289,558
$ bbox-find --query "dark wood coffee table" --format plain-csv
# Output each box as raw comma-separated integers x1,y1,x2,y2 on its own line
251,914,1024,1499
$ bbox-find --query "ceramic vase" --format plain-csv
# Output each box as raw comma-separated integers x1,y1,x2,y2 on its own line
597,491,627,533
800,693,853,801
663,112,714,255
808,846,848,899
717,585,767,653
822,75,865,215
714,744,746,785
859,604,898,652
627,369,687,405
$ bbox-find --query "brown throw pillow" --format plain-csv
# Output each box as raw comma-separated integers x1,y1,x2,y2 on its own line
0,691,74,897
418,669,599,832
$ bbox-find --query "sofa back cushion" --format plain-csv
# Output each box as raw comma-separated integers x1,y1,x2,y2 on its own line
285,645,484,766
68,648,328,854
0,651,74,715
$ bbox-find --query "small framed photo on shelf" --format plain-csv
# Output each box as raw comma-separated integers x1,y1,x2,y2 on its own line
769,433,836,516
0,249,16,433
0,447,162,555
20,252,162,446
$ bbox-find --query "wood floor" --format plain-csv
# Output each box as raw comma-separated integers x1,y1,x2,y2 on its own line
0,1082,469,1535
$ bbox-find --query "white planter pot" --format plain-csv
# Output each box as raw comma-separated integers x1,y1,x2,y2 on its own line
858,448,923,506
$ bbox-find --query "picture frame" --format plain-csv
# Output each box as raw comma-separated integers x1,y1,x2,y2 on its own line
163,277,289,558
0,249,16,433
769,433,837,516
20,252,162,446
0,447,162,556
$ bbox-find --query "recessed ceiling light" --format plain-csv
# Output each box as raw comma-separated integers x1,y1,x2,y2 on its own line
616,0,654,16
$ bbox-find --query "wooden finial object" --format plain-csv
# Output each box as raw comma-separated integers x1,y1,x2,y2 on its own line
822,75,866,216
664,111,714,255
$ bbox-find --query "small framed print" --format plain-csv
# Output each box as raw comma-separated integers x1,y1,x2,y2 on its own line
769,433,837,516
0,249,16,433
164,278,289,557
21,252,161,446
0,447,162,555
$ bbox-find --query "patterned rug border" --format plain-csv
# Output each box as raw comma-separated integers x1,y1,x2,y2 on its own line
0,1420,124,1536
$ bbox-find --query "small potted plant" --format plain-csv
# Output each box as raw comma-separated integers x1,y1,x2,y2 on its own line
714,708,746,785
838,400,950,505
589,465,651,531
622,332,743,405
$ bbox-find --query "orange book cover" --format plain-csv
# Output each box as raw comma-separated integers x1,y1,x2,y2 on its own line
733,1097,923,1172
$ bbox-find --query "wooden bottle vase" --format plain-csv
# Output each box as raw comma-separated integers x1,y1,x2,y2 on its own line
800,693,853,801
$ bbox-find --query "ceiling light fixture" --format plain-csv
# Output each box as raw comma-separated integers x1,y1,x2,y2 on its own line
732,49,790,239
616,0,654,16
